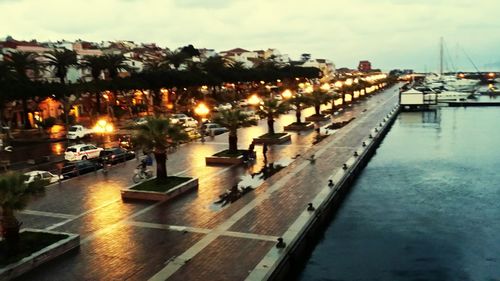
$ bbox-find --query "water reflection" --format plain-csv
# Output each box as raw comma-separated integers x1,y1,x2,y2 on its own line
212,159,291,208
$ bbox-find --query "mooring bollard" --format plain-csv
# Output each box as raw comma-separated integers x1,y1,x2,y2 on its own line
328,179,334,188
276,238,286,248
307,203,315,211
343,164,348,170
362,141,366,147
354,151,358,157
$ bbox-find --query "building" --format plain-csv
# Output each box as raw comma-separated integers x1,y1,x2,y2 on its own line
358,60,372,72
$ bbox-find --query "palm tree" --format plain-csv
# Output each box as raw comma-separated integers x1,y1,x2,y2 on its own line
80,55,106,114
309,90,332,116
286,93,311,124
44,49,77,84
213,108,252,153
164,50,188,70
102,54,129,79
0,172,45,254
132,118,188,181
4,51,40,129
44,49,78,130
256,97,289,135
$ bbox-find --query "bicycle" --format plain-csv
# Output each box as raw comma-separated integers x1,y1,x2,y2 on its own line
132,165,153,183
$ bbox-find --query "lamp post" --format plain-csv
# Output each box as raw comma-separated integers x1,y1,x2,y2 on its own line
93,119,114,148
194,102,210,143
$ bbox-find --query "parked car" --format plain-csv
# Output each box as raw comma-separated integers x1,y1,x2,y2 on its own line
238,99,249,107
178,117,198,128
24,170,62,185
203,123,229,136
67,125,94,140
213,103,232,112
65,144,103,161
61,160,102,179
133,117,148,125
98,147,135,165
240,109,259,122
184,127,201,140
170,113,188,124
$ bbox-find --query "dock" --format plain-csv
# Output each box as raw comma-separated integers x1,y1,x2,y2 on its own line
448,101,500,107
151,89,400,281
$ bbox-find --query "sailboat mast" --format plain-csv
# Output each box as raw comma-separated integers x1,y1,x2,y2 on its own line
439,37,444,76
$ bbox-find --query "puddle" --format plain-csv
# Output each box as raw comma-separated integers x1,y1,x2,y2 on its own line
211,158,291,209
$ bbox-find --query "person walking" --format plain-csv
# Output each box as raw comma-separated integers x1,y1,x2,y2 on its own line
262,143,268,163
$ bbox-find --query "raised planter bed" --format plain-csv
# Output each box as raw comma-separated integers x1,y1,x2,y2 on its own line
121,176,198,201
305,114,330,122
206,149,246,165
253,133,291,145
0,229,79,280
283,122,314,131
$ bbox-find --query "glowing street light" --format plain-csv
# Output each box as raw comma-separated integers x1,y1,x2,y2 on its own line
345,78,353,86
248,94,262,105
281,89,293,99
93,119,114,133
194,102,210,117
320,83,331,92
194,102,210,142
334,81,343,88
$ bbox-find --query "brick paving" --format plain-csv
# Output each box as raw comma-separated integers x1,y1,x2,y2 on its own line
11,85,400,281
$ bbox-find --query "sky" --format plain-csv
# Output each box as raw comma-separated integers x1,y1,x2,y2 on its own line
1,0,500,71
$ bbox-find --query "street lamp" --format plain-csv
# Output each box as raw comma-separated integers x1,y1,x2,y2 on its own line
194,102,210,142
247,94,262,106
281,89,293,99
93,119,114,148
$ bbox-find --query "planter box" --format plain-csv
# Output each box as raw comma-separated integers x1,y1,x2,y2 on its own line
206,152,244,165
283,122,314,131
0,229,79,280
305,114,330,122
253,133,291,145
121,177,198,201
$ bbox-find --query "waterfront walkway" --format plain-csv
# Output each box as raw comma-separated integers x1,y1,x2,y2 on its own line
15,85,400,281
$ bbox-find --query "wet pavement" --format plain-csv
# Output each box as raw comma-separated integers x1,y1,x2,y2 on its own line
13,85,400,281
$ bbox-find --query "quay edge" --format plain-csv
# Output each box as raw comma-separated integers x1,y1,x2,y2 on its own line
253,105,401,281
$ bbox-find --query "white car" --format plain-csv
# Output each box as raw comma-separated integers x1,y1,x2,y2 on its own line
214,103,232,111
65,144,103,161
134,117,148,125
178,117,198,128
170,114,188,124
67,125,94,140
24,171,62,184
203,123,229,135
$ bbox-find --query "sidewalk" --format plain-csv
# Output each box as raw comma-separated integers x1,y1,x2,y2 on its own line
14,86,400,281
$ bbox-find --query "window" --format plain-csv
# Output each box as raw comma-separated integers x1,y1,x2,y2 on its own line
42,172,51,178
66,148,77,153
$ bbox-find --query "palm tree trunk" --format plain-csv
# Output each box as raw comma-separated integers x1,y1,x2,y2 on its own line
314,104,320,115
267,116,275,135
154,152,167,180
21,98,32,129
296,108,302,124
228,129,238,152
1,207,21,254
95,92,101,114
331,99,336,111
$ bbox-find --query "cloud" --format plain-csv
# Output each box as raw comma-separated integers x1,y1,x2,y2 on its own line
1,0,499,71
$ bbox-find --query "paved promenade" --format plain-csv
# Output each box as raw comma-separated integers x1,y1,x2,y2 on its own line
14,85,400,281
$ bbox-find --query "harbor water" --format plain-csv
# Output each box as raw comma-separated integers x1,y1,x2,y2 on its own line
298,106,500,280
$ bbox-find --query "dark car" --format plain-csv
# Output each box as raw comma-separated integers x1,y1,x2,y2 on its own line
61,160,102,179
99,147,135,165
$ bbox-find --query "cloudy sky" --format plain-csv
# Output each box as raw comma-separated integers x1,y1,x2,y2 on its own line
2,0,499,71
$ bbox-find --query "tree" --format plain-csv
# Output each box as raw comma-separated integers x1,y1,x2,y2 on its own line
44,49,78,130
4,51,40,129
102,54,129,79
0,172,45,255
164,50,189,70
180,44,200,57
256,97,289,135
132,118,188,182
213,108,252,153
44,49,77,84
308,90,332,116
285,93,311,124
80,56,106,114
